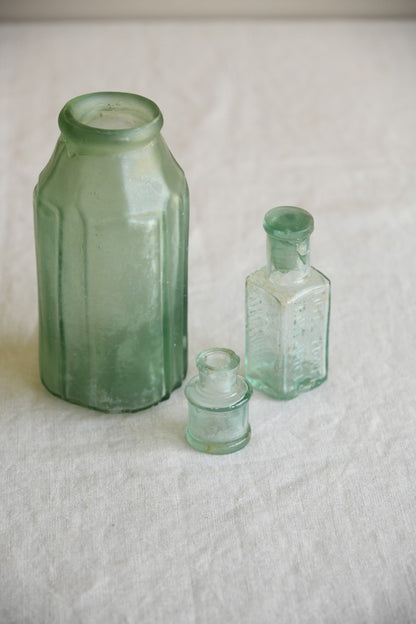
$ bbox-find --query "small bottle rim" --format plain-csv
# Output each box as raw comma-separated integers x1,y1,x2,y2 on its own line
196,348,240,374
58,91,163,147
263,206,314,241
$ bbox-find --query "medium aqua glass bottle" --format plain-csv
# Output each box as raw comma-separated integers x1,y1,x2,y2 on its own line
34,92,189,412
245,206,330,400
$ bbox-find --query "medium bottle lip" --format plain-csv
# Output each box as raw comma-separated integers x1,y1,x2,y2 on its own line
58,92,163,149
263,206,314,241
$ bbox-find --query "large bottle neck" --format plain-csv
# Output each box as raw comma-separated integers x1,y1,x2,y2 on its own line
266,234,311,280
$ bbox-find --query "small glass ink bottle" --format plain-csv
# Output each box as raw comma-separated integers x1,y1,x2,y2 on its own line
245,206,330,400
185,348,252,454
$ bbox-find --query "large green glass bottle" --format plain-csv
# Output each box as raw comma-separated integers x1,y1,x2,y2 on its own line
185,348,252,454
34,92,189,412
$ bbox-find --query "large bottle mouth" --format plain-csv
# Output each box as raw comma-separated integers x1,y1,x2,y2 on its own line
58,92,163,151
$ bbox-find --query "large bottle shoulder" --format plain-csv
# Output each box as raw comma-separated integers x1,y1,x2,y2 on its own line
34,135,188,215
246,266,330,304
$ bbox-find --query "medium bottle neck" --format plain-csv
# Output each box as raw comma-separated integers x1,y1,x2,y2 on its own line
266,234,311,280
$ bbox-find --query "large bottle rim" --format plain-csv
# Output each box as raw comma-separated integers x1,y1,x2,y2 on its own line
58,92,164,149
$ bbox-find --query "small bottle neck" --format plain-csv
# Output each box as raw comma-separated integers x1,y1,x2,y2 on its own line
266,234,311,280
196,348,240,395
199,369,238,394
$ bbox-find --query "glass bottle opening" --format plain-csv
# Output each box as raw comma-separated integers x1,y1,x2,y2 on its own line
264,207,313,278
58,92,163,149
263,206,314,241
197,348,240,374
195,348,240,396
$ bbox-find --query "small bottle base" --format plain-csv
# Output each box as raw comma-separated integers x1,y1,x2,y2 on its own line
186,426,251,455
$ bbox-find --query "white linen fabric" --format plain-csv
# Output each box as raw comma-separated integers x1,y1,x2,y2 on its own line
0,19,415,624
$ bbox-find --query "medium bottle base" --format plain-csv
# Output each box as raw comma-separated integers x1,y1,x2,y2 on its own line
247,374,327,400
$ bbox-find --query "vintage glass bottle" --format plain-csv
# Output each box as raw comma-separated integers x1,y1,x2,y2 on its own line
185,348,252,454
34,92,189,412
245,206,330,400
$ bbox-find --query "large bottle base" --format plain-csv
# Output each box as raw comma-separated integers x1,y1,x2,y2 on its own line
40,376,184,413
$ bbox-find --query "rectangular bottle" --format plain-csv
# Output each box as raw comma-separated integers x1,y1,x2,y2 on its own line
245,206,330,400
